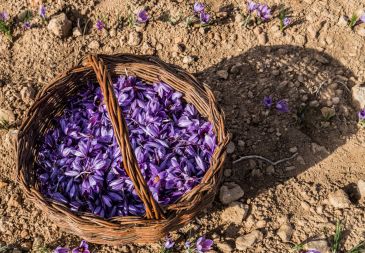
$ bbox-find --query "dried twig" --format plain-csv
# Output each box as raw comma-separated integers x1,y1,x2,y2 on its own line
233,153,298,165
314,80,327,96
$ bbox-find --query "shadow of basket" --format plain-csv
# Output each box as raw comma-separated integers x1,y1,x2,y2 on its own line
195,44,358,207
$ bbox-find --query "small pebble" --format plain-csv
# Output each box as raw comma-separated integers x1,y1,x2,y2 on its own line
289,147,298,153
226,141,235,154
217,70,229,80
219,183,244,204
328,189,351,209
183,56,194,64
88,40,100,50
235,230,263,251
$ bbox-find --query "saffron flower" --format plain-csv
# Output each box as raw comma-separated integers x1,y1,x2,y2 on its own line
72,241,90,253
39,5,46,18
136,9,149,23
305,250,321,253
23,21,31,30
95,20,105,30
0,11,9,21
276,99,289,113
361,13,365,23
194,2,205,13
263,96,273,108
196,236,213,252
199,11,210,24
283,17,292,27
358,108,365,121
247,1,257,13
164,237,175,249
256,4,271,21
54,247,70,253
184,241,191,249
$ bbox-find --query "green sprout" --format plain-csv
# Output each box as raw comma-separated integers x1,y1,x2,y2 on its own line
0,20,12,41
0,246,11,253
291,242,305,252
0,119,11,130
36,246,51,253
348,14,358,29
347,241,365,253
331,220,343,253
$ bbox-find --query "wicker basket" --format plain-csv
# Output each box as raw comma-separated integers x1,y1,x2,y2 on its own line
16,54,230,245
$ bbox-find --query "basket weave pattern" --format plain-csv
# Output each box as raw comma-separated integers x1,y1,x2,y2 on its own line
16,54,230,245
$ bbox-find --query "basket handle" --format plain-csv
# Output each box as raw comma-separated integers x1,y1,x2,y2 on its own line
84,55,164,220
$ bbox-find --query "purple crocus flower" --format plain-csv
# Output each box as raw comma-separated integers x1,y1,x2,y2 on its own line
95,20,105,31
194,2,205,13
39,5,46,18
361,13,365,23
257,4,271,21
72,240,90,253
358,108,365,120
283,17,292,27
23,21,31,30
196,236,213,252
199,11,210,24
184,241,191,249
305,250,321,253
263,96,273,108
54,247,70,253
247,1,257,13
276,99,289,113
164,237,175,249
0,11,9,21
136,10,149,23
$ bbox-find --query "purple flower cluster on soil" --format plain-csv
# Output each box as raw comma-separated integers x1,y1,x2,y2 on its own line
36,76,216,218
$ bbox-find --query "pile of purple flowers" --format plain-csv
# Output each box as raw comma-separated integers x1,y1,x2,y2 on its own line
36,76,216,218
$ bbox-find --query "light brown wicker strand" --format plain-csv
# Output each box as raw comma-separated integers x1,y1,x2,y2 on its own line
86,55,164,220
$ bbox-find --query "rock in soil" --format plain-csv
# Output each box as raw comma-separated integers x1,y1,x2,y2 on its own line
235,230,263,251
182,55,194,64
0,180,7,189
352,84,365,109
221,202,249,224
128,31,142,46
20,86,35,102
47,13,72,38
219,183,244,205
305,239,330,253
0,109,15,123
216,70,229,80
226,141,235,154
337,16,348,27
328,189,351,209
88,40,100,50
217,242,233,253
277,223,293,242
357,180,365,201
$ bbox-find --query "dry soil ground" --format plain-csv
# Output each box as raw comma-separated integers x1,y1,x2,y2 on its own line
0,0,365,252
